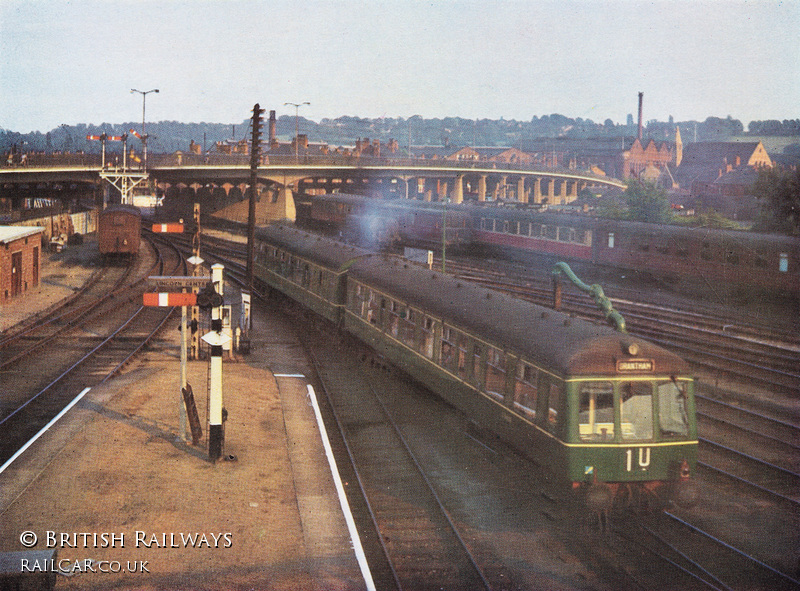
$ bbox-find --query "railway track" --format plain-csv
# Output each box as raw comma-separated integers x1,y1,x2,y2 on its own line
614,512,800,591
305,337,503,590
178,224,800,589
0,232,185,467
0,258,137,370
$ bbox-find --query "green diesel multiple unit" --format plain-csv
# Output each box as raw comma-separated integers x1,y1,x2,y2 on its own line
254,224,698,504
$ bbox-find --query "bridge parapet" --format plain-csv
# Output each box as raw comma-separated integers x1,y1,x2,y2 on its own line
1,152,626,191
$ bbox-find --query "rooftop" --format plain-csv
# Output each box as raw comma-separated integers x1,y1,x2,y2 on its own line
0,226,45,244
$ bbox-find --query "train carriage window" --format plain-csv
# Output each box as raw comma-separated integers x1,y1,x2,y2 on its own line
578,382,614,441
388,300,400,337
457,334,470,380
544,225,557,240
367,290,381,324
607,232,615,248
621,382,653,441
441,326,457,372
484,347,506,401
657,380,689,437
400,307,417,347
419,315,435,359
503,221,510,233
527,222,534,237
513,362,538,419
472,344,484,388
779,253,789,273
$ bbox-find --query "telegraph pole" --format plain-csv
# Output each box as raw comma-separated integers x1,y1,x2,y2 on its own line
246,104,264,299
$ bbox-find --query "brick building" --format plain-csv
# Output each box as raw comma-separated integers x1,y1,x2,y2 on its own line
1,226,43,303
673,141,773,219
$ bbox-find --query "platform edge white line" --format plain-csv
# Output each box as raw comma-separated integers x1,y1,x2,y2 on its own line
306,384,376,591
0,387,92,476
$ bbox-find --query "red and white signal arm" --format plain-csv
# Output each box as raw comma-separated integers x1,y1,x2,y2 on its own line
143,292,197,307
152,223,184,233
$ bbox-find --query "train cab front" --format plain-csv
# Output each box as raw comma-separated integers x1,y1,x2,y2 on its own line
566,374,699,510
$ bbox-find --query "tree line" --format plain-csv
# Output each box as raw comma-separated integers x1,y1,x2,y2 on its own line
3,115,799,156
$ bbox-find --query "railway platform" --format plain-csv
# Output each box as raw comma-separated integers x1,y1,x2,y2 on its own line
0,276,368,589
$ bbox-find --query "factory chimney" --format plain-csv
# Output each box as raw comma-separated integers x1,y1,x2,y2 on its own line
637,92,643,141
268,110,277,144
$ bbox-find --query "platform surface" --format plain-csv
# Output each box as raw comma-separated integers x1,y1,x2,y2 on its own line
0,249,366,590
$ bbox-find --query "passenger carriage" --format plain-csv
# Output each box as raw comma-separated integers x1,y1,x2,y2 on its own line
254,223,698,504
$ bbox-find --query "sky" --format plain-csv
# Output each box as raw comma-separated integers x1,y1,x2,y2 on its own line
1,0,798,133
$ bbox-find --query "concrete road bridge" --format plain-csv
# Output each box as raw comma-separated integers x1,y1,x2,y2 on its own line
1,152,625,220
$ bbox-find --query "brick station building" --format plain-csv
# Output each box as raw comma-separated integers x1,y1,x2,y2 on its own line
0,226,44,303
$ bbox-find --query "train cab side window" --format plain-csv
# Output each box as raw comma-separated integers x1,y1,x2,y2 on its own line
547,383,561,430
579,382,614,441
607,232,615,248
779,253,789,273
620,382,654,441
657,380,689,437
513,362,538,419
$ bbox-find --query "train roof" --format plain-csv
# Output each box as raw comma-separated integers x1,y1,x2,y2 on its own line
306,193,799,247
100,204,141,216
257,222,689,377
347,252,689,378
255,223,372,271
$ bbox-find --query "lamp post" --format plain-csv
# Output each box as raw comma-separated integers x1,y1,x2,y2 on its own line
131,88,159,170
284,101,310,159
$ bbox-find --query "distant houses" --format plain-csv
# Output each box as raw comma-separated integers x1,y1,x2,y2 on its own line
194,121,779,220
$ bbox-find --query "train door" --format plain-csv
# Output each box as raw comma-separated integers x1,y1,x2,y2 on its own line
11,251,22,297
